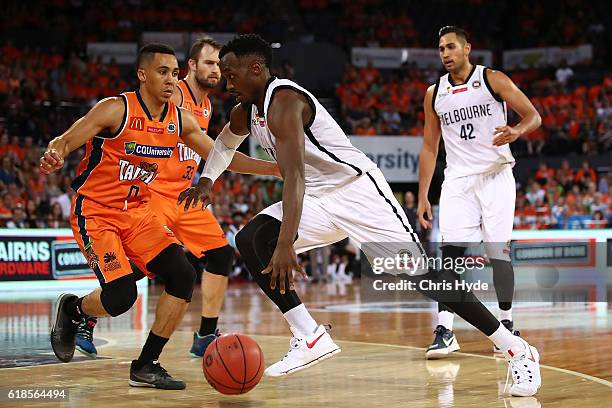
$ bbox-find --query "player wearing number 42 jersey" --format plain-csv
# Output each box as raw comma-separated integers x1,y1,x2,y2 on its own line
417,26,542,395
42,43,277,390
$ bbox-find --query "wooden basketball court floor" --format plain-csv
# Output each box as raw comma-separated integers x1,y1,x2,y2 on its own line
0,281,610,407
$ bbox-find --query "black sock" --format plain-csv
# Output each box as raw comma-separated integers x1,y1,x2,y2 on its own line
491,259,514,312
63,296,88,320
235,215,302,314
199,317,218,336
409,245,500,336
133,331,168,370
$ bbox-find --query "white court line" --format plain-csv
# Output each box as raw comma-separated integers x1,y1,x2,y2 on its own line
258,334,612,388
7,331,612,388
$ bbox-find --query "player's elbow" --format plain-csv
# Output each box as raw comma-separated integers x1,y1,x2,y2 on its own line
533,111,542,129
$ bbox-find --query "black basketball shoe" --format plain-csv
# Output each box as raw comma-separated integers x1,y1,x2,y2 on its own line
50,293,80,363
129,360,186,390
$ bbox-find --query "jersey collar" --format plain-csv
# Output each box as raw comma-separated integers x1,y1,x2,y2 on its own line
448,64,476,87
136,89,168,122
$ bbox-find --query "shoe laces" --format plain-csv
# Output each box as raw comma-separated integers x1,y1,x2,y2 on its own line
503,353,534,393
151,360,171,378
76,318,96,342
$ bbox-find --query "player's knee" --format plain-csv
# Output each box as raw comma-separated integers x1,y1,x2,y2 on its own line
202,245,234,277
147,243,196,302
100,275,138,317
235,224,253,255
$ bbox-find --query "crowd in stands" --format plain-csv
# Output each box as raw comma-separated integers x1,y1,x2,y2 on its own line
336,61,612,158
514,160,611,229
299,0,610,63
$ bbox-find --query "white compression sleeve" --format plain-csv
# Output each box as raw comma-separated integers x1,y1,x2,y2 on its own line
201,123,248,182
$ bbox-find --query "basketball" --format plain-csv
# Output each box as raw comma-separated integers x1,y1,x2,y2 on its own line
203,333,265,395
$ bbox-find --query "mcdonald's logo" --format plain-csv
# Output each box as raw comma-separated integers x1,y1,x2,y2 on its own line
129,116,145,131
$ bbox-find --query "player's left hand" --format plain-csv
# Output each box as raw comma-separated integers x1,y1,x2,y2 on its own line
177,177,213,211
262,241,308,294
493,126,521,146
39,149,65,175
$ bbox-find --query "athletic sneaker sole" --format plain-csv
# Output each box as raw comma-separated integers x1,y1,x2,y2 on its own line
265,347,342,377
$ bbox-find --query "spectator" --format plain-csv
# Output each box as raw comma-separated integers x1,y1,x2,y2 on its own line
555,60,574,87
6,203,27,228
402,191,418,231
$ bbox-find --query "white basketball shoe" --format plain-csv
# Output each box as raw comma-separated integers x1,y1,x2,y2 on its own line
503,338,542,397
264,324,341,377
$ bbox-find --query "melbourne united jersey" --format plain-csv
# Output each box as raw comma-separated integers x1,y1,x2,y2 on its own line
433,65,514,178
250,77,376,196
71,90,182,209
149,79,212,200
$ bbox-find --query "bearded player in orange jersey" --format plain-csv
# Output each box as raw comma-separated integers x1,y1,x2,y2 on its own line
73,37,274,359
42,43,278,389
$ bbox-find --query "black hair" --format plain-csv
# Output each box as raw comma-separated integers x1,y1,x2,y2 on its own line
136,43,176,69
219,34,272,67
438,26,469,43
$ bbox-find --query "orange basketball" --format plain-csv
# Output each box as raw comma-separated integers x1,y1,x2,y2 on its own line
203,333,265,395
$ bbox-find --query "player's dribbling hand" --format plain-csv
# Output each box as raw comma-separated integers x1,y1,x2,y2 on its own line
493,125,521,146
262,241,308,294
417,199,433,230
177,177,213,211
39,149,65,175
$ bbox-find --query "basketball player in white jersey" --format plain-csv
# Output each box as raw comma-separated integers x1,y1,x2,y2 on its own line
180,34,541,396
417,26,541,359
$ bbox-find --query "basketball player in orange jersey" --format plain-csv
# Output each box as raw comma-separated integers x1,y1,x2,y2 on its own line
41,43,277,390
74,37,256,359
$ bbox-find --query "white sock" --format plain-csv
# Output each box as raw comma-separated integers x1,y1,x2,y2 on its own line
438,310,455,331
488,322,523,352
283,304,318,335
499,308,512,321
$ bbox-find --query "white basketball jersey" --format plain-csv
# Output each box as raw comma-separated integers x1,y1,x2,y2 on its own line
249,77,377,196
434,65,514,178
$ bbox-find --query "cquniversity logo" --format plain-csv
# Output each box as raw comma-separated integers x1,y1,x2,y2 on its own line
124,142,173,158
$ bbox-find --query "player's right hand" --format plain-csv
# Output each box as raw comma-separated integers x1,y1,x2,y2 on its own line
177,177,213,211
417,199,433,230
39,149,65,175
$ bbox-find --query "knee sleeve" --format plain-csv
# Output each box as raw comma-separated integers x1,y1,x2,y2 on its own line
236,215,301,314
202,245,234,277
100,274,138,317
147,243,197,302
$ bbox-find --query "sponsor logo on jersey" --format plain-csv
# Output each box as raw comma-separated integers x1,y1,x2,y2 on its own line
472,80,481,89
124,142,173,158
252,115,266,127
118,159,159,184
194,110,203,117
128,116,145,131
103,251,122,272
167,121,177,134
184,101,193,111
84,242,99,270
177,142,201,163
203,108,210,117
147,126,164,134
452,86,468,94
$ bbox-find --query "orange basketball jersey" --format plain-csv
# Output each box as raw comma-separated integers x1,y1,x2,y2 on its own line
71,90,182,210
149,79,212,199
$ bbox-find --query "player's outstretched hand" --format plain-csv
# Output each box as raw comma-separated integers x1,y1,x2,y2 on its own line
39,149,65,175
417,199,433,230
262,241,308,294
493,125,521,146
177,177,213,211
